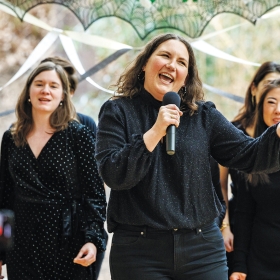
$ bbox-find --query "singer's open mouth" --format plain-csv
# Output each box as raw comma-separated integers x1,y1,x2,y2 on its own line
159,73,174,83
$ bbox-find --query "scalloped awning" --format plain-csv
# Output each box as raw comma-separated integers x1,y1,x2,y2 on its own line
0,0,279,39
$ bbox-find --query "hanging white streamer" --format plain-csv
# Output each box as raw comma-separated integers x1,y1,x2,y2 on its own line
59,34,114,94
63,31,132,50
196,23,247,42
0,31,59,91
0,3,263,67
191,40,260,66
260,8,280,19
2,1,279,96
197,8,280,42
0,4,132,50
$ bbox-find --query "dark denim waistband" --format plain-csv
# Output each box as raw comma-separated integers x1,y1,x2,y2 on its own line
116,222,215,235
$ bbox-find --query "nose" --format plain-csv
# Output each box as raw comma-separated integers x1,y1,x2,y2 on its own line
166,61,175,71
41,84,51,94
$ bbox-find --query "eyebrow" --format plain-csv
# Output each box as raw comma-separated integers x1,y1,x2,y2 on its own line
159,50,188,62
34,79,60,85
264,79,275,83
266,96,278,100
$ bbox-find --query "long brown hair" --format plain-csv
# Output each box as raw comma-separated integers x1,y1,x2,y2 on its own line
112,33,204,115
11,61,77,147
234,61,280,128
247,79,280,186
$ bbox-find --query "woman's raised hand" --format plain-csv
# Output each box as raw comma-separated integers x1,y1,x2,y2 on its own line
154,104,183,137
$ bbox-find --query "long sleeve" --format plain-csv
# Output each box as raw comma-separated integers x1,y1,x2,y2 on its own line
96,100,153,190
0,131,15,210
74,125,107,252
0,131,15,263
204,102,280,174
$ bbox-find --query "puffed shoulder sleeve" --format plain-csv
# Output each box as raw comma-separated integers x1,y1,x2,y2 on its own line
95,100,153,190
204,102,280,174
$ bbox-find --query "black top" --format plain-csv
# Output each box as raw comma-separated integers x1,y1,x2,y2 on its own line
95,89,280,233
77,112,97,136
0,121,106,279
232,170,280,279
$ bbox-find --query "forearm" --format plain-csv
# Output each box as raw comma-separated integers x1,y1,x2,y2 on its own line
219,165,231,227
143,126,164,152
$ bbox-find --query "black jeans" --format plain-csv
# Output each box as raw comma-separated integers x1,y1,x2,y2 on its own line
110,222,227,280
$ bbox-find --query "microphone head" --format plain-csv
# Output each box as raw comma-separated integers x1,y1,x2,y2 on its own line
162,91,181,107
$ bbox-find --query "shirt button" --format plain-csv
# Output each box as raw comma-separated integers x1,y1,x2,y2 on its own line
141,232,144,235
198,229,201,232
174,228,178,231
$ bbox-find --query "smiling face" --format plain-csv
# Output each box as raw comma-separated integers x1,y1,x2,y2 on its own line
29,70,64,114
263,87,280,127
142,39,189,101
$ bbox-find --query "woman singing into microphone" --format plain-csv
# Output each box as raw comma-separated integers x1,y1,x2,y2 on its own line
95,33,280,280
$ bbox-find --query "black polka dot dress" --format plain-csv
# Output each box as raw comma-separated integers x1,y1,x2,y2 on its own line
0,121,107,280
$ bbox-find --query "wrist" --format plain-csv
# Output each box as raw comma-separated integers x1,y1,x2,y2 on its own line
220,222,230,232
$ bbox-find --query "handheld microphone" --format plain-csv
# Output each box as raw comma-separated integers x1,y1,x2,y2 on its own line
162,92,181,155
